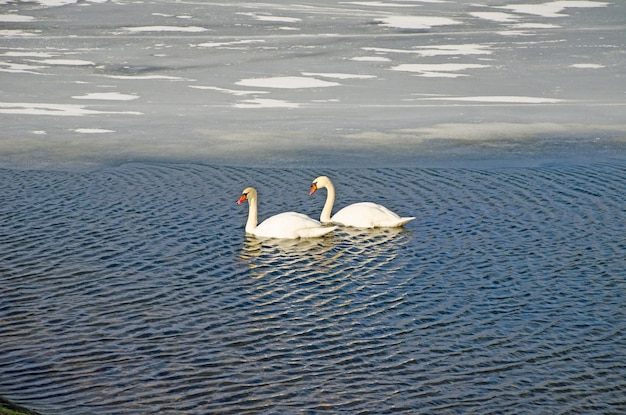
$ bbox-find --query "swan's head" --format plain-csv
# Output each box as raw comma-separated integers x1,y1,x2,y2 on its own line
310,176,331,195
237,187,257,204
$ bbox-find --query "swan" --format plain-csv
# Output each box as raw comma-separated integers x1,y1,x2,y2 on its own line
238,187,337,239
309,176,415,228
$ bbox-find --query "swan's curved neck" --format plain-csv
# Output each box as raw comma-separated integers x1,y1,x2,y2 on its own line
321,181,335,223
245,196,258,233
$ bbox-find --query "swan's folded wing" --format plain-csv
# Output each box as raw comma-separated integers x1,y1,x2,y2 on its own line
378,216,416,227
256,212,334,239
332,202,412,228
296,225,338,238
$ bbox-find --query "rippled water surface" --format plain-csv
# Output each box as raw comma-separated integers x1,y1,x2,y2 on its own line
1,163,625,414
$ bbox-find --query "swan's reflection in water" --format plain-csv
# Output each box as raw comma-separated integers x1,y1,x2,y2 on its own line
240,227,413,283
237,227,415,376
234,227,415,409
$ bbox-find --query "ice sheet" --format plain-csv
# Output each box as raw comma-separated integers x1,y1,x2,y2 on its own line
0,0,624,168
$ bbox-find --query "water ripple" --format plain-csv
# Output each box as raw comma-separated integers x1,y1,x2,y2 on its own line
1,162,625,414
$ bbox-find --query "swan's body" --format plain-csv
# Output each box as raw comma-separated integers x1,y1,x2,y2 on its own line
238,187,336,239
310,176,415,228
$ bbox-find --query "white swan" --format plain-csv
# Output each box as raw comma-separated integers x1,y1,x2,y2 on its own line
309,176,415,228
238,187,337,239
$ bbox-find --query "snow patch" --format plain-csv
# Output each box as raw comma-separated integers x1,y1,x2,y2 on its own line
350,56,391,62
36,59,95,66
0,14,36,22
123,26,208,33
234,99,301,109
74,128,115,134
377,16,461,29
498,1,609,18
570,63,605,69
237,13,301,23
0,102,142,116
195,39,265,48
391,63,490,77
341,1,417,7
2,51,56,57
301,72,376,79
189,86,269,96
363,44,491,56
469,12,520,23
0,30,40,37
236,76,340,89
0,62,46,74
72,92,140,101
105,75,191,81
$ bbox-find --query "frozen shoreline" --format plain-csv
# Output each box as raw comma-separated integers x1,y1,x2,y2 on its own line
0,396,41,415
1,121,625,170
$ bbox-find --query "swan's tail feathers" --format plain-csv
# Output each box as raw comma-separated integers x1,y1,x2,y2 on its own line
380,217,416,227
400,216,416,225
298,225,338,238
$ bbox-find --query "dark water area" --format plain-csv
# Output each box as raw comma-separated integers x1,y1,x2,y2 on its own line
1,162,625,414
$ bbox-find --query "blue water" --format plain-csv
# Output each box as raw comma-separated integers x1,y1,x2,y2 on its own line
1,163,625,414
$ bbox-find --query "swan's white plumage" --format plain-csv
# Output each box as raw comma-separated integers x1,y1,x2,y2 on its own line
238,187,336,239
310,176,415,228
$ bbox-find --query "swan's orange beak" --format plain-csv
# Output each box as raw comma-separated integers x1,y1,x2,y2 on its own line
237,193,247,205
309,183,317,195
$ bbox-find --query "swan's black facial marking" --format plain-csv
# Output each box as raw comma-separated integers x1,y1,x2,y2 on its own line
237,192,249,205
